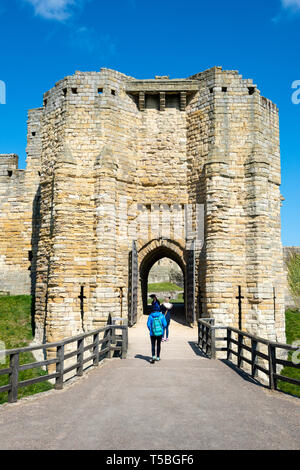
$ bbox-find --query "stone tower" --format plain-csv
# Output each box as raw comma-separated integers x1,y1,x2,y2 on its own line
0,67,286,346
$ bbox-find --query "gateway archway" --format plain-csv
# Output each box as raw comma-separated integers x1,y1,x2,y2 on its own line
128,239,196,326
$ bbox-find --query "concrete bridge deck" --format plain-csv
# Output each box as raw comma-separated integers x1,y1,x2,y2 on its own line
0,315,299,450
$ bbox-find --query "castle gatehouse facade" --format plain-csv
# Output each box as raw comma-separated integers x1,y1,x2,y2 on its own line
0,67,286,345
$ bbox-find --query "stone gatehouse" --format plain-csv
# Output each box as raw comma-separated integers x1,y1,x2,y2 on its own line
0,67,286,345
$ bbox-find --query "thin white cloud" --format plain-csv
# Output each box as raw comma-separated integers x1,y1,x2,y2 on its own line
282,0,300,11
70,26,117,57
23,0,76,21
273,0,300,22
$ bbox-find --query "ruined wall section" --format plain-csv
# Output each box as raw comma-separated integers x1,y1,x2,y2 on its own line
0,110,42,295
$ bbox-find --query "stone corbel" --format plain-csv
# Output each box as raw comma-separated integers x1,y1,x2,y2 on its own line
139,92,145,112
159,92,165,111
180,92,187,111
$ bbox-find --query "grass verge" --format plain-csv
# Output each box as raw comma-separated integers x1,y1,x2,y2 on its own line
148,282,182,293
277,309,300,398
0,295,52,405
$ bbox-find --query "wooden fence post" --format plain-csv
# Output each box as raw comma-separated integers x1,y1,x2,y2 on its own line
268,343,276,390
205,326,209,355
93,333,99,367
111,319,116,345
227,329,232,361
8,352,19,403
55,344,64,390
108,327,113,359
121,327,128,360
237,333,243,369
77,338,84,377
251,339,257,378
199,324,203,350
211,327,216,359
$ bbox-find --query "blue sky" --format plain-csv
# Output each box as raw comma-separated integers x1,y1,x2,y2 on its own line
0,0,299,245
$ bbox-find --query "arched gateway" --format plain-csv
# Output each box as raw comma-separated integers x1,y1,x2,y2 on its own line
0,67,286,352
133,239,188,325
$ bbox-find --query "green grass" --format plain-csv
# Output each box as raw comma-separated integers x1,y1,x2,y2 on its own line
147,282,183,304
148,282,182,293
0,295,53,405
172,293,184,304
277,309,300,398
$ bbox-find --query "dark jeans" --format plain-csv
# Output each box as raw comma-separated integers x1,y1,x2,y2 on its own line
151,335,162,358
164,322,170,339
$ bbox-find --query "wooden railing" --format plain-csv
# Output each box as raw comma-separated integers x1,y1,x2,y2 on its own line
198,319,300,392
0,322,128,404
198,318,227,359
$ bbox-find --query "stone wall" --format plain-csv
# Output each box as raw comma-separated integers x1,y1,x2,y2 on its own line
0,109,41,295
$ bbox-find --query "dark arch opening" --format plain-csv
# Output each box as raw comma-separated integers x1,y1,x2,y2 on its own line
139,246,186,319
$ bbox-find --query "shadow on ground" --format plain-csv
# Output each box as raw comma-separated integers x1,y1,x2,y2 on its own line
188,341,207,358
220,359,267,388
134,354,152,363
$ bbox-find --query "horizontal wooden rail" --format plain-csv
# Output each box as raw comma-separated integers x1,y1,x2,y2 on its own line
0,320,128,404
198,319,300,394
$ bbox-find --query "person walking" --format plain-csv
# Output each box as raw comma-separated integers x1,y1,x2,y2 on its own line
149,294,160,311
161,297,173,342
147,303,167,364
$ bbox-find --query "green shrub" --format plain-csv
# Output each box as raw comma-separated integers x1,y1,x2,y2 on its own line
286,249,300,309
277,310,300,398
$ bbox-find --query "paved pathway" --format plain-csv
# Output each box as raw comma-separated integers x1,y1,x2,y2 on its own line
0,315,299,450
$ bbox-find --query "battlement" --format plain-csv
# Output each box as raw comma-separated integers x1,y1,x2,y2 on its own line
0,153,18,167
0,154,20,177
39,68,279,119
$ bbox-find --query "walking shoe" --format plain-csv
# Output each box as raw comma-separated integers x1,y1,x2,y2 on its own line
156,357,160,361
150,358,155,364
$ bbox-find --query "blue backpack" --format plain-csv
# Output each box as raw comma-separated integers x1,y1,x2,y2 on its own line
152,315,163,336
